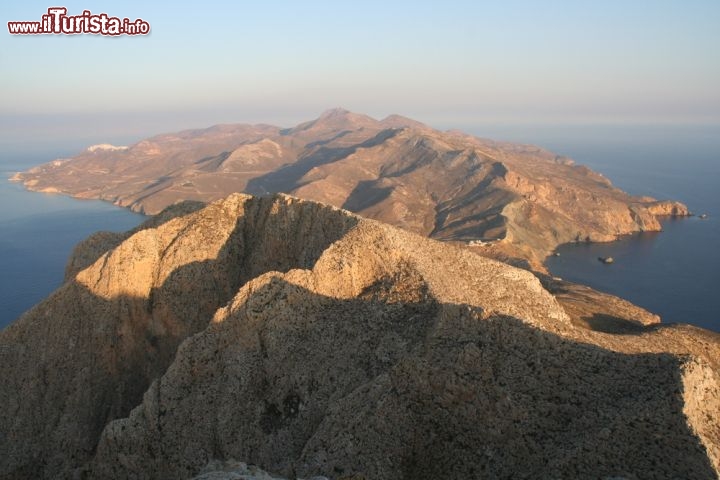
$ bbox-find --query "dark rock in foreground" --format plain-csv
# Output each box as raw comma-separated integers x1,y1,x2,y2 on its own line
0,194,717,479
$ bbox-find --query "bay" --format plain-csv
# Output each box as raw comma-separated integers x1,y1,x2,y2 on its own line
0,154,145,328
468,124,719,331
2,124,718,331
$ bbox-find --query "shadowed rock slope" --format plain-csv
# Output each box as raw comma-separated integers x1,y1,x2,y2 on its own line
0,194,717,480
11,109,688,268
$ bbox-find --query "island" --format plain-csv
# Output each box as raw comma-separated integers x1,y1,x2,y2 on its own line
11,109,689,270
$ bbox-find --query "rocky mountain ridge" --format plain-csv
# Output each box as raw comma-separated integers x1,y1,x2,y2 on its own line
10,109,689,268
0,193,717,479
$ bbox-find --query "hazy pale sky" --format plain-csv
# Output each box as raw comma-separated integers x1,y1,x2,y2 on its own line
1,0,719,146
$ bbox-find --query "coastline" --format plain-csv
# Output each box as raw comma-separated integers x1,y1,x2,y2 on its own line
3,121,717,331
0,174,145,328
546,214,717,329
13,171,692,271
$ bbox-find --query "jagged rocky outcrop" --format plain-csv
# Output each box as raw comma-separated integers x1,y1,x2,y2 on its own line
10,109,689,268
0,193,717,479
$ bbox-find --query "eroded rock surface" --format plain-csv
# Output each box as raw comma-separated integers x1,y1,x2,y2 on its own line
11,109,689,267
0,194,716,480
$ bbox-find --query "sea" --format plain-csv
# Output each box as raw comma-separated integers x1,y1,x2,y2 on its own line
0,124,718,331
0,152,144,328
469,123,720,331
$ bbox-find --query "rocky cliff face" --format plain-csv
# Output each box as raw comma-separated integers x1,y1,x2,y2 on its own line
10,109,689,268
0,194,717,479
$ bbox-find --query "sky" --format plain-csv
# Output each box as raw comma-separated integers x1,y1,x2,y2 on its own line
1,0,719,151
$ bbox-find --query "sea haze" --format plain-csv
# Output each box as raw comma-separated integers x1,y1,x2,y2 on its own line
469,124,719,331
0,153,144,328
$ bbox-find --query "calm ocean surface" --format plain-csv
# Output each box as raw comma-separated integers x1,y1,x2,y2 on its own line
1,124,718,330
470,124,719,331
0,153,144,328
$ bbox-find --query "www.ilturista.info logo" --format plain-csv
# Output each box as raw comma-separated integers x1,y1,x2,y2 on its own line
8,7,150,36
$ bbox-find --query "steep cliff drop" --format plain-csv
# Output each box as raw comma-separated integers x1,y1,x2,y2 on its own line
0,194,717,479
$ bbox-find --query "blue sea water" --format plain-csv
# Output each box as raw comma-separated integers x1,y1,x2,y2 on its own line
1,124,718,331
0,153,144,328
469,124,719,331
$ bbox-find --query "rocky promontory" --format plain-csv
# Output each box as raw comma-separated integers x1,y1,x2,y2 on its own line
0,194,717,479
10,109,690,268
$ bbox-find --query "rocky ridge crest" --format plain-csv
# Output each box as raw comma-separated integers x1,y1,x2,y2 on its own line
0,194,717,479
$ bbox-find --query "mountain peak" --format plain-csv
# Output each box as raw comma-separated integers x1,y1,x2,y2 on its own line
318,107,352,118
313,107,375,124
288,108,378,135
12,110,690,268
